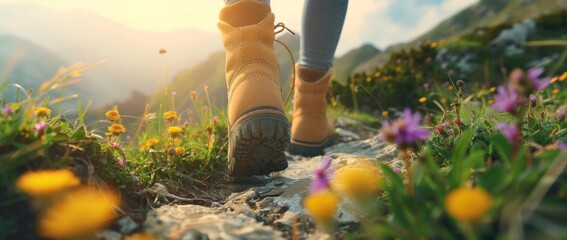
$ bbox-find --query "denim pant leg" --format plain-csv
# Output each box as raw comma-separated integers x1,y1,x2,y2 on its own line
225,0,270,5
299,0,349,71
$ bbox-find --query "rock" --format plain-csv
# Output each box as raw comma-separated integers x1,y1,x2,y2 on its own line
490,19,536,56
325,138,397,160
96,230,122,240
144,205,284,240
117,216,139,234
335,128,361,140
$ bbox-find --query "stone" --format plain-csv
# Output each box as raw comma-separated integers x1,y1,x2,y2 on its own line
144,205,284,240
117,216,139,234
96,230,122,240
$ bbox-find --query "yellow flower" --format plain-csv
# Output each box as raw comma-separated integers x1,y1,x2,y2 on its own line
552,88,559,95
141,138,159,150
168,126,183,138
175,147,185,155
448,85,454,91
559,71,567,81
366,77,372,83
16,169,80,197
332,162,381,198
163,111,178,122
382,111,389,117
39,187,119,238
418,97,427,103
441,97,447,104
34,107,52,118
304,191,338,221
108,124,126,135
430,42,437,48
374,72,381,78
488,99,494,105
190,91,197,100
124,233,158,240
550,77,558,84
105,109,120,121
445,187,493,223
489,87,496,93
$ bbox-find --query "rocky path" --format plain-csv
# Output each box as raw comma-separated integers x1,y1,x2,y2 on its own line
101,122,400,240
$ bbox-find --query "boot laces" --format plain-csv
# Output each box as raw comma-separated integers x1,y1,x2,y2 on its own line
273,22,296,106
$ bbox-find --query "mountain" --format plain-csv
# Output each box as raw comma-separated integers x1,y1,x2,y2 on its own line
353,0,567,74
0,35,99,105
0,4,222,106
333,44,380,83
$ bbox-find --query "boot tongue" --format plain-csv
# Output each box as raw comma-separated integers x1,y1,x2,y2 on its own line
219,0,271,27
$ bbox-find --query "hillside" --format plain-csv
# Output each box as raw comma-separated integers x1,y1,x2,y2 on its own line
353,0,567,74
0,35,100,105
0,4,221,105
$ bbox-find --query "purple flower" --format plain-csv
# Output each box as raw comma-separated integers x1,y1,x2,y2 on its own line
492,85,524,113
529,94,536,107
446,129,455,135
1,106,12,115
311,155,334,193
109,142,119,149
393,167,401,174
555,109,565,121
396,58,402,64
212,116,218,125
35,121,47,132
526,67,550,91
556,141,567,151
423,83,430,91
119,158,126,168
379,108,431,148
496,122,520,143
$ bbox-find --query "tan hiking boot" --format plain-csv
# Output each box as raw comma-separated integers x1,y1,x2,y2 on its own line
218,0,289,177
288,64,336,157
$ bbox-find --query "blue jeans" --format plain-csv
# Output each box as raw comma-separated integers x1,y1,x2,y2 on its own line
225,0,349,71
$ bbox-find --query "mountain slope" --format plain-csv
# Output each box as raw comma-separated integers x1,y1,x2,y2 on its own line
0,35,99,104
0,4,221,105
333,44,380,83
354,0,567,74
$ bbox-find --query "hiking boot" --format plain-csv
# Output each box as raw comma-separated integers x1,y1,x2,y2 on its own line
218,0,289,177
288,64,336,157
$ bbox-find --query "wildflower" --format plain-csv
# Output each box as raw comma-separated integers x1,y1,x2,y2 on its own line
552,88,559,95
379,108,431,149
556,141,567,150
190,91,197,100
435,122,448,135
168,126,183,138
108,124,126,135
163,111,178,122
124,233,158,240
382,111,389,117
311,155,334,193
496,122,520,143
39,187,119,238
141,138,159,150
393,167,401,174
212,116,218,125
423,83,430,91
175,147,185,155
34,107,52,118
204,85,209,92
456,80,465,87
492,85,524,113
418,97,427,103
1,105,12,115
304,191,339,221
16,169,80,197
559,71,567,81
529,94,536,107
489,87,496,93
109,142,119,149
526,67,550,91
105,109,120,122
332,162,381,198
555,109,565,121
172,91,177,96
445,187,493,223
35,121,47,132
159,49,167,55
446,129,455,135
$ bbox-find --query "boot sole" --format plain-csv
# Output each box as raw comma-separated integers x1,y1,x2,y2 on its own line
288,137,336,157
228,113,290,177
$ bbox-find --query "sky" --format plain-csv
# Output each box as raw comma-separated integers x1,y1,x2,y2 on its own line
0,0,479,55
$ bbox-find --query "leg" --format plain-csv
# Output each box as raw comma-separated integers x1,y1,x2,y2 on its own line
225,0,269,5
218,0,290,176
299,0,349,81
289,0,348,156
